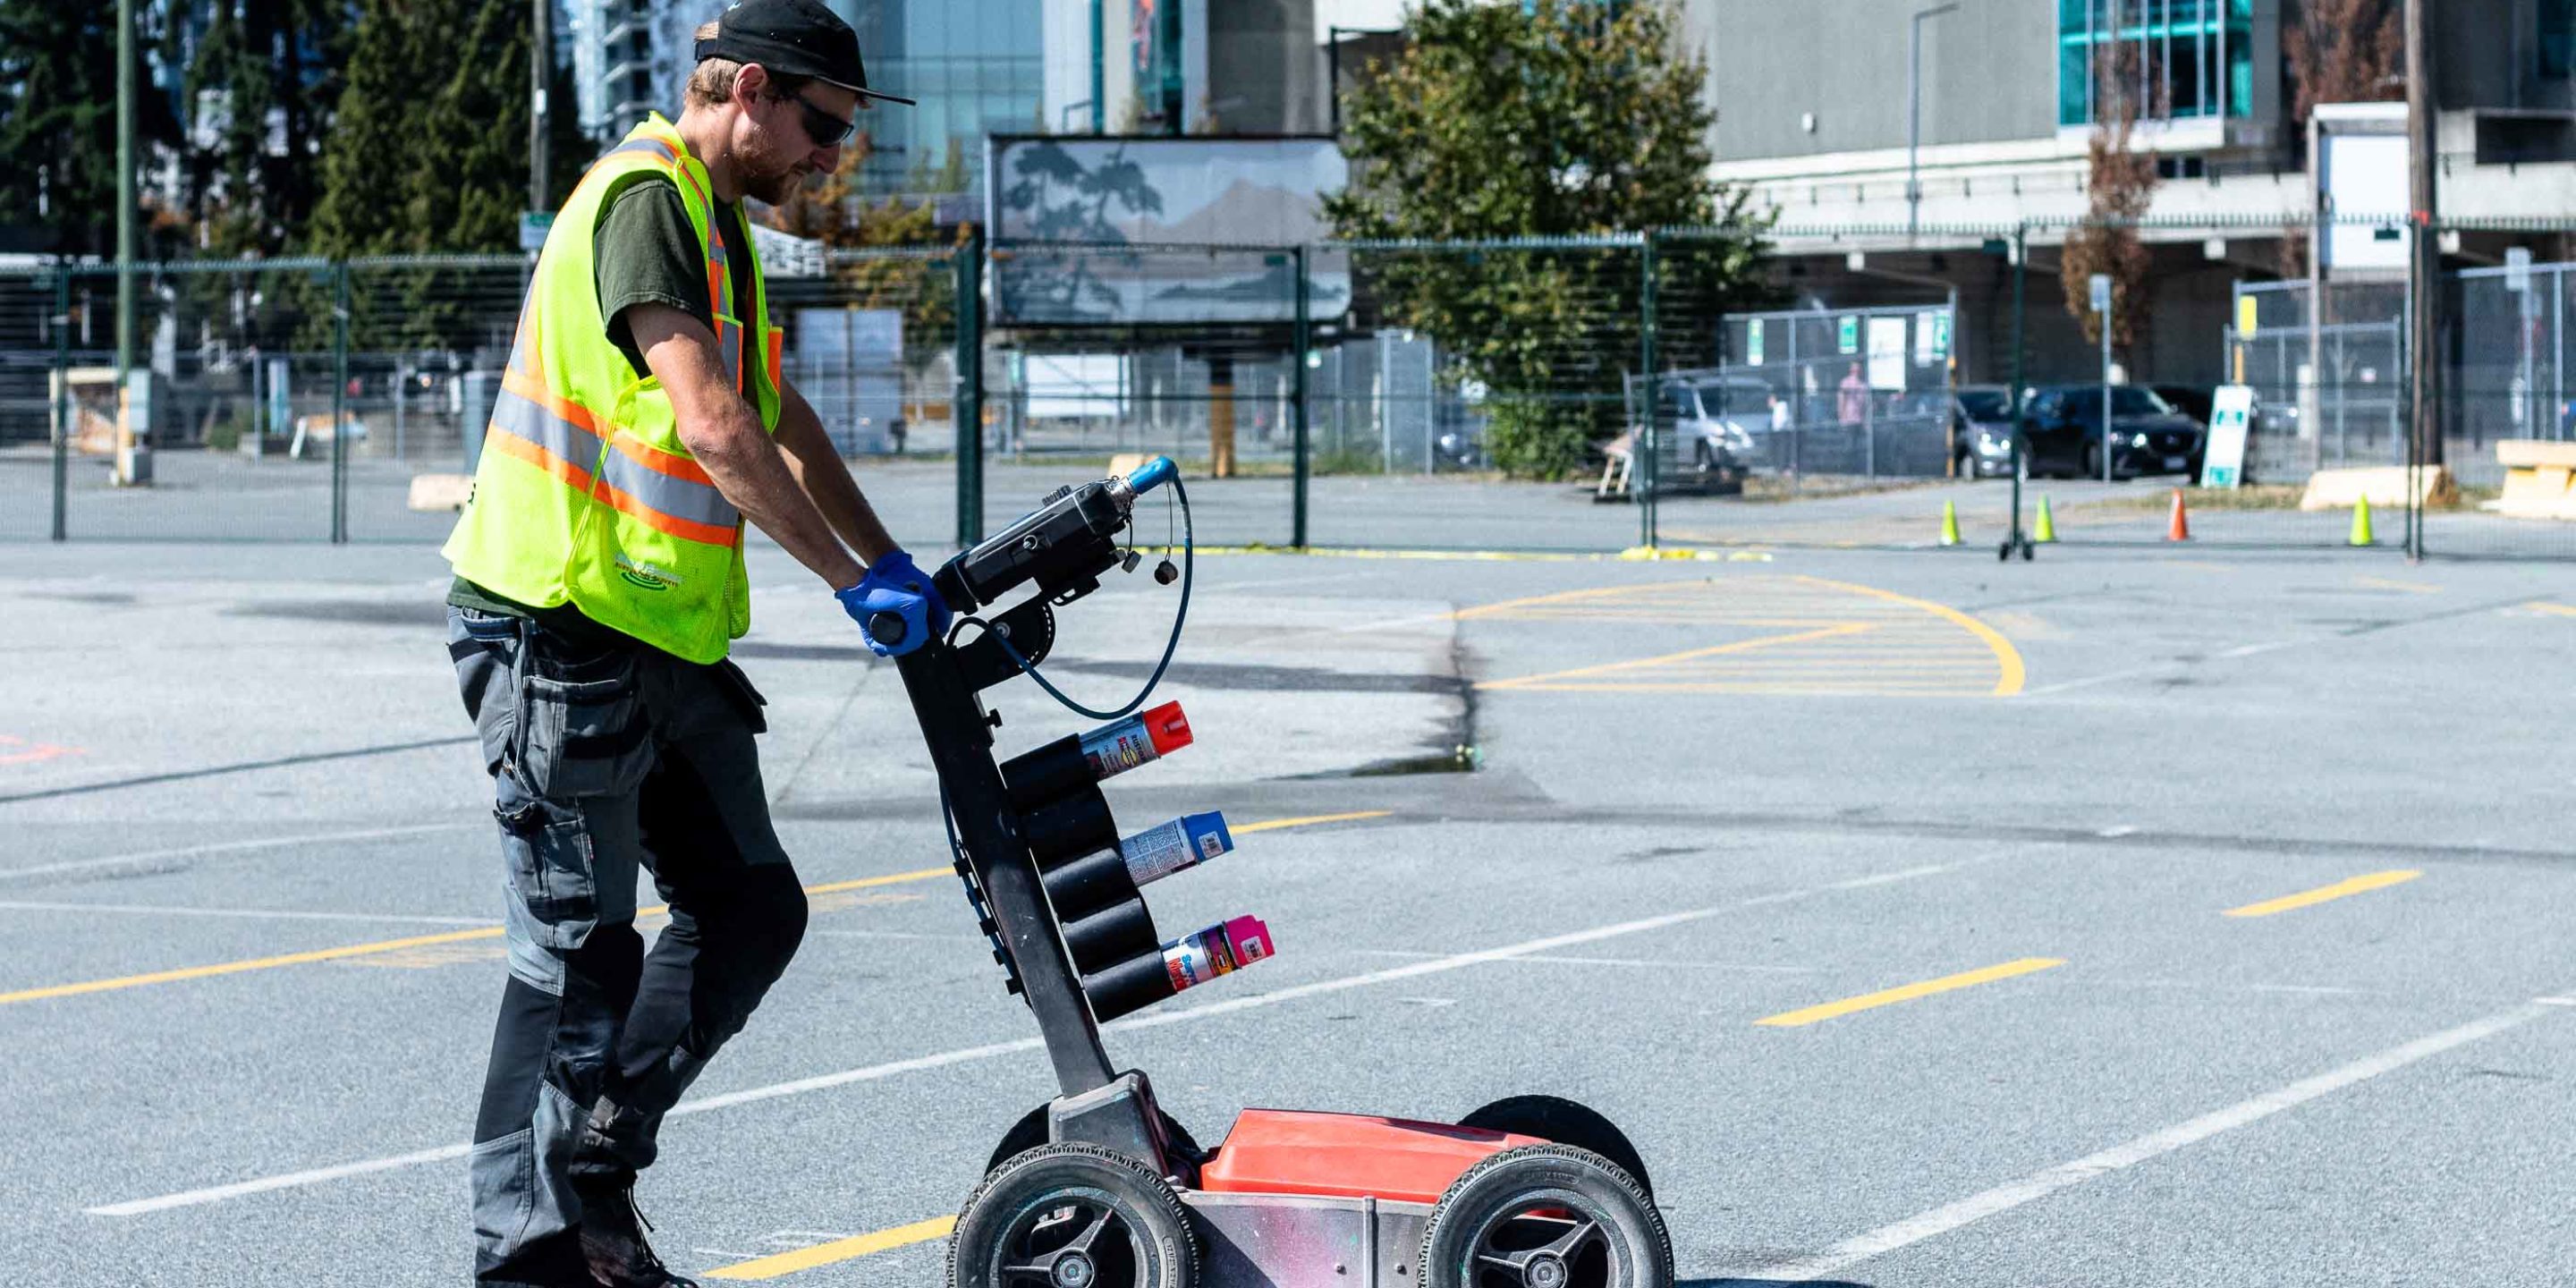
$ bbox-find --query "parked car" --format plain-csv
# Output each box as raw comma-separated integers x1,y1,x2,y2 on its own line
1949,384,2022,479
2020,385,2206,479
2149,384,2215,429
1659,376,1772,486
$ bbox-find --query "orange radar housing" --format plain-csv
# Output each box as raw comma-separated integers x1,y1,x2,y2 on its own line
1196,1109,1546,1207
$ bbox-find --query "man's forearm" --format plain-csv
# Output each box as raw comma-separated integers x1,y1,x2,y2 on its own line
691,405,865,589
774,388,899,563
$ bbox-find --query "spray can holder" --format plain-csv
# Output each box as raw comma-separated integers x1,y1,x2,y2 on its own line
886,469,1252,1174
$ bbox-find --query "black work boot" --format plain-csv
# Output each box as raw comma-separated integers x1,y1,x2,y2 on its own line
572,1178,699,1288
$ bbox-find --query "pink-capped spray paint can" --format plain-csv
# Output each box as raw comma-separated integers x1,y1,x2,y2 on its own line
1163,916,1274,993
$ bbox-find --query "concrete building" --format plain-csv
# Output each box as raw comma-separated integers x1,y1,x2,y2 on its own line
1682,0,2576,386
1038,0,1402,135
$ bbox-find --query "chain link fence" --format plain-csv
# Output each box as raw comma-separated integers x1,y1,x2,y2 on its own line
11,220,2576,559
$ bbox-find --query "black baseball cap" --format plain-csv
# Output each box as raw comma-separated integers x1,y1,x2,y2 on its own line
695,0,914,106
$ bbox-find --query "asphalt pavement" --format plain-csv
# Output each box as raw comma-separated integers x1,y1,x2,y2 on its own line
2,519,2573,1286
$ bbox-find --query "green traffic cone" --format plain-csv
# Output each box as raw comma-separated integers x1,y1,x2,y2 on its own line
2350,494,2375,547
1939,499,1962,546
2034,495,2058,543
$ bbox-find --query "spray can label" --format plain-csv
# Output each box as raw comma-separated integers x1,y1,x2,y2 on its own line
1119,812,1233,886
1077,701,1192,781
1164,915,1274,992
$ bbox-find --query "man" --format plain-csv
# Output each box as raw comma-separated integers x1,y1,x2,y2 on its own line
1837,361,1868,426
439,3,939,1284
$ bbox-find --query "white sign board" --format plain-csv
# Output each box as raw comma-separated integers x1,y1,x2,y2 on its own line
2089,273,2111,314
2199,384,2254,488
2322,131,2408,271
1866,317,1908,391
519,212,554,253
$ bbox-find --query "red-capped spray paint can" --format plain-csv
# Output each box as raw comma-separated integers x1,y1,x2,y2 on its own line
1164,915,1274,992
1079,701,1192,781
1003,702,1193,813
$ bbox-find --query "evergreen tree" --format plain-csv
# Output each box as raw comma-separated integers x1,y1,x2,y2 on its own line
0,1,182,256
180,0,346,258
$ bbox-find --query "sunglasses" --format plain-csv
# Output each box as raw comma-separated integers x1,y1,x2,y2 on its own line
779,89,856,148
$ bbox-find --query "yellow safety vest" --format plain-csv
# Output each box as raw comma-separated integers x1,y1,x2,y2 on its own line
443,114,785,664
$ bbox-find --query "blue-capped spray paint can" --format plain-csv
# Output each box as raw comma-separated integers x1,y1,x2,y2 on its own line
1119,811,1233,886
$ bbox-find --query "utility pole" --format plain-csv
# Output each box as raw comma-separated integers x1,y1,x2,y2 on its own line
1907,3,1960,242
114,0,142,486
2404,0,2441,482
530,0,552,213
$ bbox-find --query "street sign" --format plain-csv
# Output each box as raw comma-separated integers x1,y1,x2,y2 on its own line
1747,318,1764,366
2089,273,2112,313
519,212,555,253
1837,315,1858,354
1933,312,1951,359
2506,246,2533,294
2199,385,2254,489
2236,293,2259,339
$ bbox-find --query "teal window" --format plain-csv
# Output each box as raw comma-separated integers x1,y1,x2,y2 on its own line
2058,0,2252,127
2543,0,2574,78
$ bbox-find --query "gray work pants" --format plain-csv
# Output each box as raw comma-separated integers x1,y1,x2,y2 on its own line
447,606,808,1284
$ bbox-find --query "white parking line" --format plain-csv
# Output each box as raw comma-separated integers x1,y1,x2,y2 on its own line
87,858,1977,1218
0,824,479,882
1707,998,2559,1284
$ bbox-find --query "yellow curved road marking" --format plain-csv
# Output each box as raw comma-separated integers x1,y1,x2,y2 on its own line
1757,957,2065,1028
2224,869,2420,919
1790,575,2027,696
1479,624,1868,691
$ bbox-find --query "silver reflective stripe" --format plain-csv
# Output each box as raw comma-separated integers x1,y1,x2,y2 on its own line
598,449,741,533
716,319,743,390
489,388,608,476
606,138,677,165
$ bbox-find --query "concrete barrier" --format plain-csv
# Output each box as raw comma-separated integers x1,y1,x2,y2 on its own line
2490,439,2576,521
2298,465,2457,512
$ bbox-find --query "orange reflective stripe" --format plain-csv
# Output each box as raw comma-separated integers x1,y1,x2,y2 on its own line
765,328,783,391
608,430,717,487
589,476,741,547
484,419,597,493
502,368,602,435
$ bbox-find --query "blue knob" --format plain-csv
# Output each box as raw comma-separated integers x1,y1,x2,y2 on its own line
1126,455,1177,495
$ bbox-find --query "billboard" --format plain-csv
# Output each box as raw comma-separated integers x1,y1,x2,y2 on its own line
986,135,1352,327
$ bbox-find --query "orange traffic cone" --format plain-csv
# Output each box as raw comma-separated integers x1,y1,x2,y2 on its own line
2165,488,2191,542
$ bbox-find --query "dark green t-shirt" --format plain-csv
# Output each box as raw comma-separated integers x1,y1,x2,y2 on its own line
447,175,756,631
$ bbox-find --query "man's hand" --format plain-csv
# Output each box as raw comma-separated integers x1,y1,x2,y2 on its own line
627,302,864,591
835,549,950,657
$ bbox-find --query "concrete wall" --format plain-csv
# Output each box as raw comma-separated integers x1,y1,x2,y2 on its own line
1208,0,1327,133
1688,0,2061,165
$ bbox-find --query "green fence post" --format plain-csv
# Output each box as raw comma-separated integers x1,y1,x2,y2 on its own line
1638,231,1659,551
954,229,986,548
50,267,70,542
330,261,351,544
1292,244,1311,549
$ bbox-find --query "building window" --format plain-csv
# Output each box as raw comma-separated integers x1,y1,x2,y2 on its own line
2057,0,2251,127
2543,0,2574,79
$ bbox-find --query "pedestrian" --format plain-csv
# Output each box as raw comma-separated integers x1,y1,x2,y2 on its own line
1837,361,1868,426
438,3,932,1284
1768,392,1790,433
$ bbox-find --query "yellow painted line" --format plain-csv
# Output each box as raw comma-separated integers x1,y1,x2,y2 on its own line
1479,623,1869,691
2224,869,2420,919
0,811,1398,1007
1453,581,1681,622
0,866,956,1007
1792,576,2027,697
0,927,510,1005
2525,601,2576,617
2355,576,2441,595
705,1215,958,1281
1237,809,1392,833
1756,957,2065,1028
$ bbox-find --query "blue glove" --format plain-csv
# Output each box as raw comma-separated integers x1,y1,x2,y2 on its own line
835,549,952,658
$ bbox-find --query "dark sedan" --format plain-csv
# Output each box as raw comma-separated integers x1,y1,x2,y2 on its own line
2021,385,2206,479
1949,385,2022,479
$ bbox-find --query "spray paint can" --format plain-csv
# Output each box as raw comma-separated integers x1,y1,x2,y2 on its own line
1079,701,1192,781
1119,812,1233,886
1164,915,1274,993
1003,702,1193,812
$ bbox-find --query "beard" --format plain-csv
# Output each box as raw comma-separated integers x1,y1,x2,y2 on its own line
737,118,813,206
